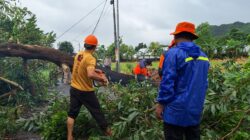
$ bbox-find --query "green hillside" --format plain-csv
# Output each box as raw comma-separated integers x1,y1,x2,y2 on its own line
210,21,250,37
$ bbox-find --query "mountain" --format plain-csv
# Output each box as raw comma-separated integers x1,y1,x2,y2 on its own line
210,22,250,37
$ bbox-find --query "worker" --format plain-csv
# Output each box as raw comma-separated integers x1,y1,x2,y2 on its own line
67,35,112,140
158,39,175,77
155,22,210,140
133,59,152,81
103,57,112,70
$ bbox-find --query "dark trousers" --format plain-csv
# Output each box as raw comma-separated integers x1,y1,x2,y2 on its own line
164,123,200,140
136,74,146,81
68,87,108,131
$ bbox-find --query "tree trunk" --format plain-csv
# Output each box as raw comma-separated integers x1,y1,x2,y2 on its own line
0,43,134,85
0,43,74,68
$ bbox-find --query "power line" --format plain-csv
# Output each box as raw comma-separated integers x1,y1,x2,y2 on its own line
92,0,108,34
101,2,111,21
71,24,95,41
71,5,112,42
56,0,106,40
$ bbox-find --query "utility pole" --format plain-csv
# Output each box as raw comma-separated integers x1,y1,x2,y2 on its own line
116,0,120,72
110,0,120,72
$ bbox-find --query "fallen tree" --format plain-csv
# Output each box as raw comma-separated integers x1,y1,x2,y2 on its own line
0,43,135,85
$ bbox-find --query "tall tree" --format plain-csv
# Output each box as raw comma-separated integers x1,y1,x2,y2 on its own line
149,42,162,56
107,38,136,61
196,22,215,57
226,28,248,57
135,43,147,52
58,41,74,55
95,45,106,60
106,43,115,60
120,44,135,61
0,0,56,98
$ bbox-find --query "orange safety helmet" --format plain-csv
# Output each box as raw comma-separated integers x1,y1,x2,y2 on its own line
84,35,98,46
170,22,198,39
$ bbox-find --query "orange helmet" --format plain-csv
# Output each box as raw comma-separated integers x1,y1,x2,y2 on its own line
170,22,198,39
84,35,98,46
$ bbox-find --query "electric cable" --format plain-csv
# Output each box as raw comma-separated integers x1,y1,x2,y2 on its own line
56,0,106,40
91,0,108,34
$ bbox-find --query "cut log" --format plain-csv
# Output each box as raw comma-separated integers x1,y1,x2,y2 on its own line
0,43,135,85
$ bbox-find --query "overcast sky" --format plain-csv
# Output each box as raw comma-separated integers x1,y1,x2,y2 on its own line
19,0,250,50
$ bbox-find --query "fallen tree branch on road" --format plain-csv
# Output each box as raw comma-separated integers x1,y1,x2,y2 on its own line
0,43,135,85
0,43,74,68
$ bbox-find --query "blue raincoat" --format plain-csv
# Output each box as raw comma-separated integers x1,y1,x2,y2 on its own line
157,42,210,127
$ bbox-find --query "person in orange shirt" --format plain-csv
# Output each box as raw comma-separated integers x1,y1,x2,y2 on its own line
67,35,112,140
158,40,175,77
133,59,152,81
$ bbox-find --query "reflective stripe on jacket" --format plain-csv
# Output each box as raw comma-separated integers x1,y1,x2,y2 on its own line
157,42,210,127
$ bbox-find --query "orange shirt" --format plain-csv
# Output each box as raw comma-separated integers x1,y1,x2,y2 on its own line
71,51,96,91
133,64,148,76
158,51,167,77
158,54,165,69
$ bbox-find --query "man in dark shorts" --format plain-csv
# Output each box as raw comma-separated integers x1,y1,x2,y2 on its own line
67,35,112,140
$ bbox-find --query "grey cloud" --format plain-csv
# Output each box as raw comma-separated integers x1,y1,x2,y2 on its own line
19,0,250,48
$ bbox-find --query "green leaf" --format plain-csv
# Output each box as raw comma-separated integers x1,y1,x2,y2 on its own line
211,104,216,115
127,112,139,122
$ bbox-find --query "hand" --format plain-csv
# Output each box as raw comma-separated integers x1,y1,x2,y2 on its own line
155,103,164,120
100,74,109,86
95,69,103,74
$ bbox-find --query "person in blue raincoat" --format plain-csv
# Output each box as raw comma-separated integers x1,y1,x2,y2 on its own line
155,22,210,140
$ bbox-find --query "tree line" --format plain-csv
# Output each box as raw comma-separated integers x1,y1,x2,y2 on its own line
60,22,250,61
196,22,250,59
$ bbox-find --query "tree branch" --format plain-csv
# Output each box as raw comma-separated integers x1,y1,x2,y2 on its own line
0,89,17,99
0,77,24,90
220,109,250,140
220,117,244,140
0,43,74,68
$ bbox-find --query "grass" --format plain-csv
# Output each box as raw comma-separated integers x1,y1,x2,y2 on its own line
111,57,248,74
111,61,159,74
